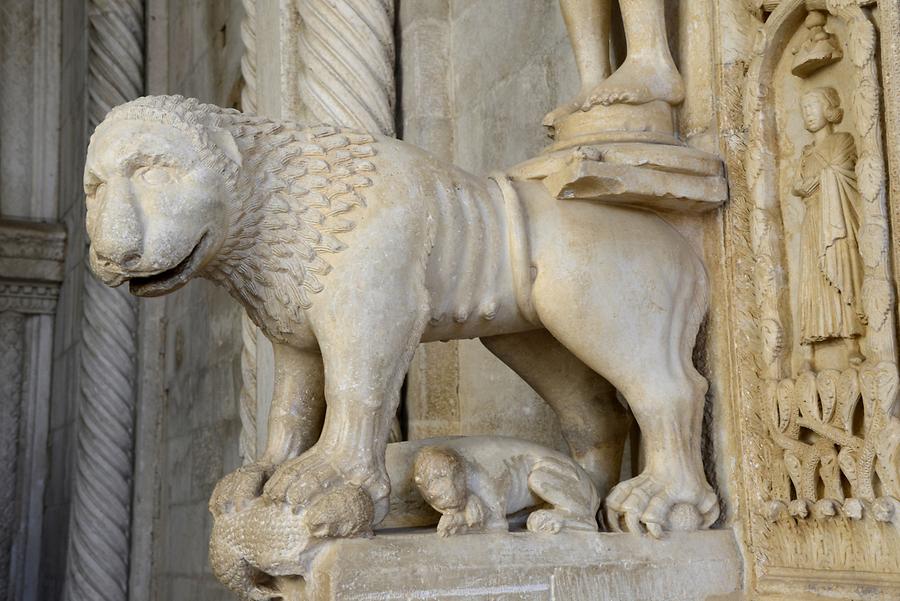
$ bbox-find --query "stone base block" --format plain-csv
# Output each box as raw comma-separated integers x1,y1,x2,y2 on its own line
549,101,678,151
510,144,727,213
291,529,742,601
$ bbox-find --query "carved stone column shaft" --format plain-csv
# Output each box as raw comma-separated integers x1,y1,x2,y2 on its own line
63,1,143,600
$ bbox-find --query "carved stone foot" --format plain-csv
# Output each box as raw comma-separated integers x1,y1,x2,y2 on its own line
583,58,685,107
605,471,718,538
542,85,602,130
263,446,390,521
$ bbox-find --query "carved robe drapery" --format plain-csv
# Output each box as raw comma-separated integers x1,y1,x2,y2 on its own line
793,131,865,344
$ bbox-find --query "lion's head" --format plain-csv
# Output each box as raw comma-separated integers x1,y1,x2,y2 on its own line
85,95,244,296
85,95,377,331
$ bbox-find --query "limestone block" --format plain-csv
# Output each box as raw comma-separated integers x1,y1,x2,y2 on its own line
298,530,742,601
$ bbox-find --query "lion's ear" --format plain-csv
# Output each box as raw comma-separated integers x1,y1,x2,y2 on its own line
208,127,242,168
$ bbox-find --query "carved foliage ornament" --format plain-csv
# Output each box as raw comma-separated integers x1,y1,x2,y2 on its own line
739,0,900,583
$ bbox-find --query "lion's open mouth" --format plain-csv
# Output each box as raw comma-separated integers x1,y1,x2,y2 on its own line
128,233,209,296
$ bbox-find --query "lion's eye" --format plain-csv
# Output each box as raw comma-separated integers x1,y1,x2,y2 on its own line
136,166,174,185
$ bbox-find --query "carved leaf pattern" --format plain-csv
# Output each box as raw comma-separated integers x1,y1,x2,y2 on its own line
836,368,861,431
776,378,796,433
846,16,876,68
855,153,883,205
797,371,820,423
853,79,879,139
858,223,887,269
816,370,840,424
861,279,892,332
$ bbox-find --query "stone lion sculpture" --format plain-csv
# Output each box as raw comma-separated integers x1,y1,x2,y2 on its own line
84,95,717,541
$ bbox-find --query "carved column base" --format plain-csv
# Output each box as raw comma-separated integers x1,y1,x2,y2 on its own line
285,530,740,601
510,143,727,213
548,101,678,152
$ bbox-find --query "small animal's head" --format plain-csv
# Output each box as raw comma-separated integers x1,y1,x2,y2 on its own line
84,95,242,296
413,447,468,513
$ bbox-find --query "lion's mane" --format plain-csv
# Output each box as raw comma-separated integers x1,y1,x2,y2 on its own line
102,95,378,336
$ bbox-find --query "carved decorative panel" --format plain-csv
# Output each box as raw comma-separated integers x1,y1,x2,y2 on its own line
732,0,900,595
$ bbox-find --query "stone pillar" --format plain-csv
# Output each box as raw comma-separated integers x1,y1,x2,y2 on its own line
0,220,65,601
238,0,396,457
397,1,461,440
62,1,143,600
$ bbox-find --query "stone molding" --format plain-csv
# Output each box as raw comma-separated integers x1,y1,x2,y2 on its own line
0,220,66,316
0,283,61,315
0,221,65,264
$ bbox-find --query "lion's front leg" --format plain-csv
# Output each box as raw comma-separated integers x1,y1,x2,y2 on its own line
263,291,428,525
210,344,325,518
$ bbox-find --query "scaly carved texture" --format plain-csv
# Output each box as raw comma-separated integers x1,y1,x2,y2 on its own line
64,2,142,600
296,0,396,135
0,312,25,598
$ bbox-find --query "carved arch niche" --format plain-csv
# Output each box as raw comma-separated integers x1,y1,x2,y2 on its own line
740,0,900,585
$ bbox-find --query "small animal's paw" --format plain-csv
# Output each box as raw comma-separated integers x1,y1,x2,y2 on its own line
605,472,718,538
437,512,470,537
527,509,564,534
209,462,272,517
527,509,598,534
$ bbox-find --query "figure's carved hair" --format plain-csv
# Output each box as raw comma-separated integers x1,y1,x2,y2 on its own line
802,87,843,124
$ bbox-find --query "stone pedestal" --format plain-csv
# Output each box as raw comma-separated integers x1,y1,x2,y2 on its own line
292,530,741,601
511,144,728,213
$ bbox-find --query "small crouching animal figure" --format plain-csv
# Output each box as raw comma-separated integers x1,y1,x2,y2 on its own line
411,437,601,536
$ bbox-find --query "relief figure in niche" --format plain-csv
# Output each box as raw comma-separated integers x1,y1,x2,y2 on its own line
792,87,865,370
545,0,683,123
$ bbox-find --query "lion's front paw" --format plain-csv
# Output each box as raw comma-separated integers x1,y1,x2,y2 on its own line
262,447,389,518
209,462,273,517
605,472,718,538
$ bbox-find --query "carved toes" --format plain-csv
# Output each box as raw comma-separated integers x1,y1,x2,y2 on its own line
209,462,272,517
605,474,718,537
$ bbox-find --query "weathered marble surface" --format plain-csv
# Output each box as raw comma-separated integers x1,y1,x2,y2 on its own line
292,530,742,601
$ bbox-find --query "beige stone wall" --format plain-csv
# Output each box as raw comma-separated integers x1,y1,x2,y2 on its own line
142,2,245,599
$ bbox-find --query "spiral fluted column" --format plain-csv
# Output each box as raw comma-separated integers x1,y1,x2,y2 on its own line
296,0,396,135
63,1,143,600
238,0,260,462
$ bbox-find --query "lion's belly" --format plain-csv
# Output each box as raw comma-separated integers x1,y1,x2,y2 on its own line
420,175,533,342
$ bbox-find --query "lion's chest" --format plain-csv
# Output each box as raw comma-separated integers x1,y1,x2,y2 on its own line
255,302,316,349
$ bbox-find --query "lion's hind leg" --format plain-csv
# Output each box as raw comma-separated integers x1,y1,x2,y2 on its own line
526,456,600,533
532,250,716,537
481,330,630,501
